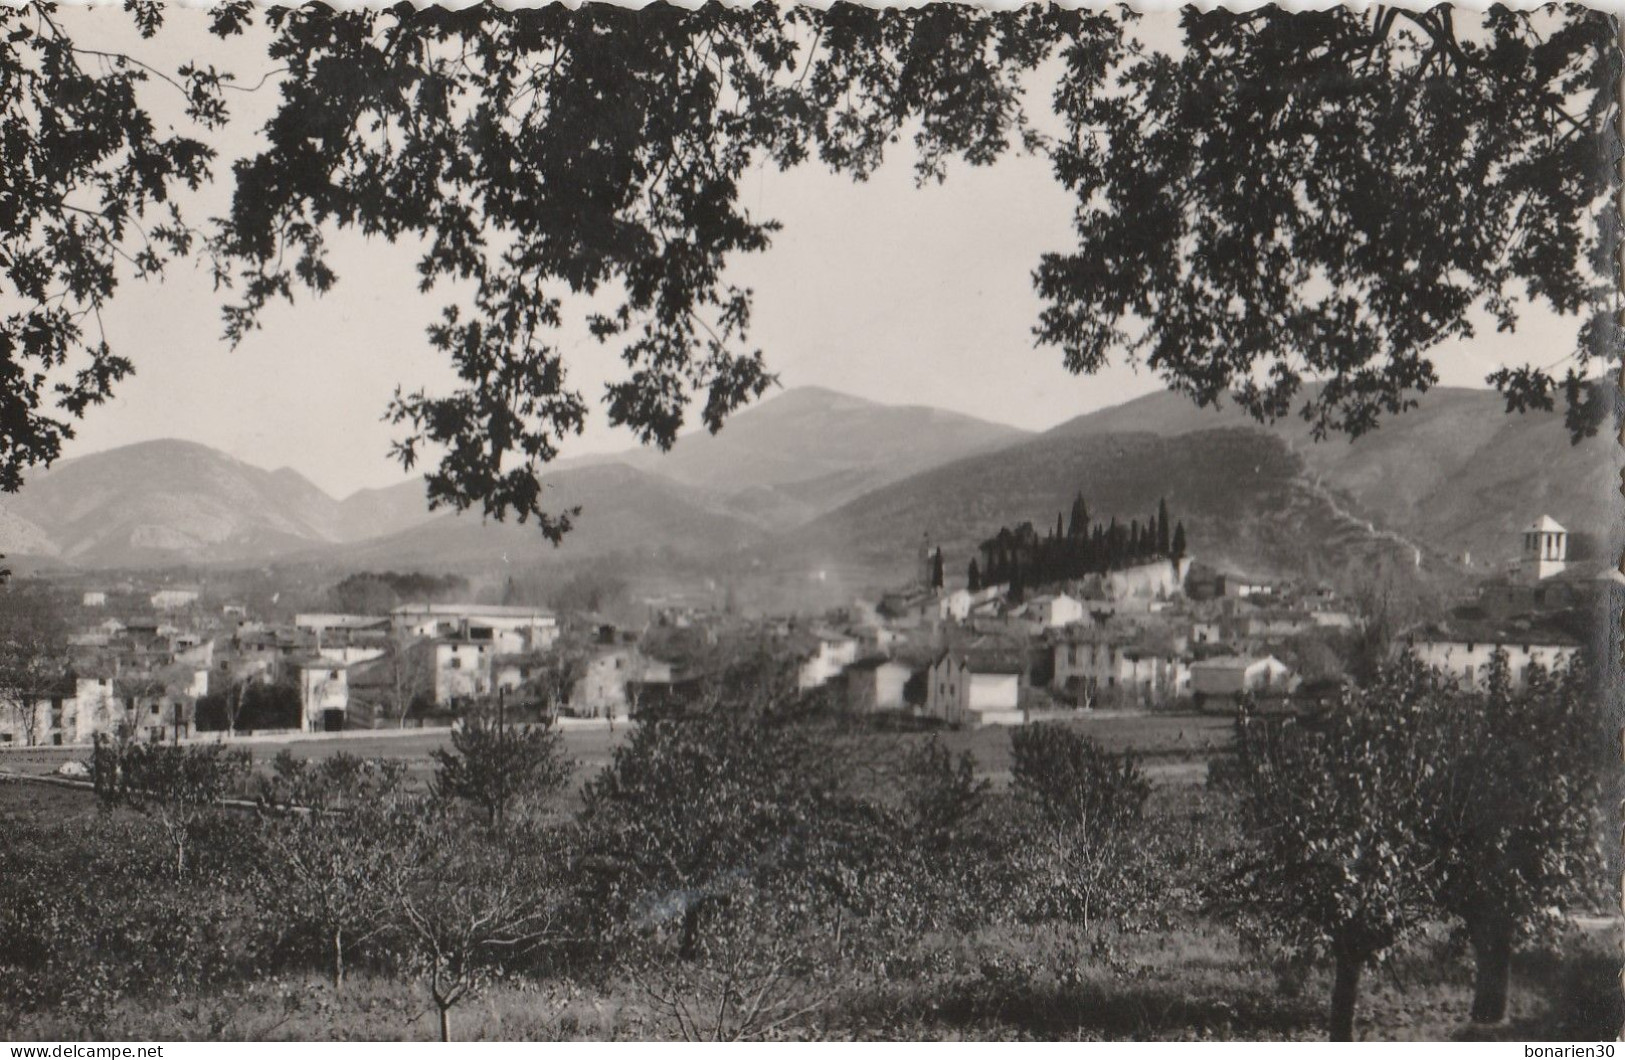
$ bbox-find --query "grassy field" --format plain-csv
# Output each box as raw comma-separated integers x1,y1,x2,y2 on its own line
0,707,1615,1043
0,711,1232,791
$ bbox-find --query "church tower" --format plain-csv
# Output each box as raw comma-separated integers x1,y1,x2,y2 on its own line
1520,515,1568,582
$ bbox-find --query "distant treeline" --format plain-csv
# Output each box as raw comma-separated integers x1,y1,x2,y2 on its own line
329,572,471,613
972,494,1186,593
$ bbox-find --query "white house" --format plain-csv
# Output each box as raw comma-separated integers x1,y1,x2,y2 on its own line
966,664,1022,725
1190,655,1294,703
1407,622,1581,689
427,638,494,704
844,657,914,714
150,588,200,611
795,632,860,691
292,659,349,732
1101,557,1192,601
1029,592,1086,629
82,591,106,608
392,603,559,653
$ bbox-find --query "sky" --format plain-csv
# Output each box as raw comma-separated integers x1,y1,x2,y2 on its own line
39,6,1591,499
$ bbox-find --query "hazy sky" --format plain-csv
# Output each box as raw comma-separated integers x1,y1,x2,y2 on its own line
43,6,1588,498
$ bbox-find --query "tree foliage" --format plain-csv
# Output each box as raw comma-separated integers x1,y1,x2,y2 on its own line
1422,651,1606,1024
432,711,574,828
255,752,414,989
1220,657,1446,1040
1037,6,1618,441
1,5,1614,529
90,738,253,876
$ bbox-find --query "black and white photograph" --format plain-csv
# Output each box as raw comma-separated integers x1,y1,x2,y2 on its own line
0,0,1620,1044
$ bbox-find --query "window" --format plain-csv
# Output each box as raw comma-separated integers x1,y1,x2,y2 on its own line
449,657,462,670
150,703,160,716
51,733,62,746
1,733,11,744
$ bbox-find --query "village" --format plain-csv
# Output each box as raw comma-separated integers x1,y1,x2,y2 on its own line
0,494,1603,751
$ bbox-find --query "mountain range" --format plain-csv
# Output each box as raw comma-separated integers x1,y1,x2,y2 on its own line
0,383,1614,594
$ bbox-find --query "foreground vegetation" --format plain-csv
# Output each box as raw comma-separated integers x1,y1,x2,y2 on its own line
0,655,1612,1042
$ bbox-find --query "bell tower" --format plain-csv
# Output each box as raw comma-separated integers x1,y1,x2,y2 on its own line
1520,515,1568,582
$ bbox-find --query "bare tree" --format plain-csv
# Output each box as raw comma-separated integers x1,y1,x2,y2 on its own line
393,808,560,1041
256,752,414,988
0,585,67,746
385,631,432,728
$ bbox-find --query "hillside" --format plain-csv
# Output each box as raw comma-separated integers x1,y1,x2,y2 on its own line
567,386,1031,528
325,463,764,570
1052,386,1623,571
781,427,1439,591
0,386,1029,569
0,440,349,567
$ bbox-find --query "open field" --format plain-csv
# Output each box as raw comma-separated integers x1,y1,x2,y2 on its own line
0,710,1232,790
0,704,1613,1044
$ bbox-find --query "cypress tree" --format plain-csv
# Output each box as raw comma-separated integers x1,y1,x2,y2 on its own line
1069,493,1089,538
1157,498,1172,555
931,548,945,590
1172,521,1188,559
968,559,981,592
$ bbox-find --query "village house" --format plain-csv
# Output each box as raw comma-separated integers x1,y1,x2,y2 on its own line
150,587,201,611
570,647,674,720
116,672,200,744
426,636,494,705
0,674,75,747
1190,655,1295,707
1026,592,1086,629
923,652,970,727
965,658,1023,725
1406,619,1582,689
1052,630,1187,708
82,590,106,608
1095,556,1193,602
295,613,391,637
391,603,559,653
71,671,120,743
291,659,349,732
795,631,860,691
844,656,914,714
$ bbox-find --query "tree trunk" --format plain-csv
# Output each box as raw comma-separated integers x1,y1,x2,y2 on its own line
677,904,702,962
1469,921,1514,1024
1328,952,1362,1042
332,927,345,989
439,1004,452,1043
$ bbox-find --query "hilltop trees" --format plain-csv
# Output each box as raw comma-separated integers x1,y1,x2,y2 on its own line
977,496,1186,590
